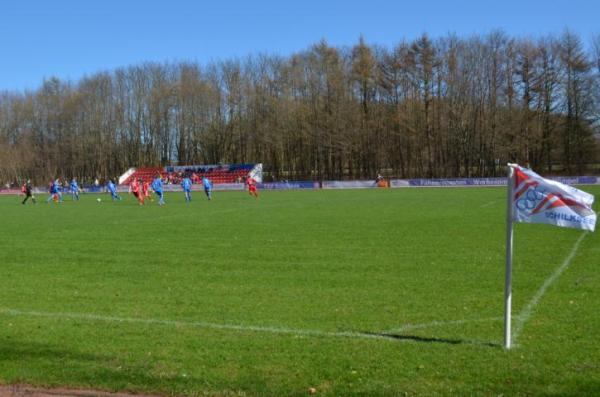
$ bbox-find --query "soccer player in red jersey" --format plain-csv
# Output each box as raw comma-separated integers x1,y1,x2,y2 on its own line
21,179,36,204
246,176,259,199
142,180,153,201
130,178,144,205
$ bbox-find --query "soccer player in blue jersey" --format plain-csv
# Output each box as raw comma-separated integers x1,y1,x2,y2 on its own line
46,178,63,203
151,174,165,205
55,179,64,202
202,176,212,200
45,180,56,203
181,175,193,202
70,177,80,201
107,179,121,201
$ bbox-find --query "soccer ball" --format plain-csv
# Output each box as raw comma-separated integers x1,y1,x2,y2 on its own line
97,198,101,202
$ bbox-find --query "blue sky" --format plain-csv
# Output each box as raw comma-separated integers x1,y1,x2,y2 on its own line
0,0,598,92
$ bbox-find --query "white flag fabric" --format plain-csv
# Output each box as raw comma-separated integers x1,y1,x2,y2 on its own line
512,165,596,231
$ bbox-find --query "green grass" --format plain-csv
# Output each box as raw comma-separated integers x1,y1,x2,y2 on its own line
0,187,599,396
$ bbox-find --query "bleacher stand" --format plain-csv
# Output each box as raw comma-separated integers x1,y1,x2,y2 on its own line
121,164,256,186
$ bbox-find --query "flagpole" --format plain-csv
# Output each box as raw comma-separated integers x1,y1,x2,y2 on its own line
504,164,516,349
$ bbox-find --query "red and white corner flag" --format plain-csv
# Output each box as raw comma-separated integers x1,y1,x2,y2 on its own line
503,164,596,349
511,165,596,232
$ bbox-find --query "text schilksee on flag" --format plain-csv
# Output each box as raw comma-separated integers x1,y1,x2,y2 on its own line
512,165,596,232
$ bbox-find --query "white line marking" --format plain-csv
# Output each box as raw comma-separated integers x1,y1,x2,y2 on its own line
0,307,498,346
0,308,388,342
480,200,498,208
384,317,503,333
512,231,589,346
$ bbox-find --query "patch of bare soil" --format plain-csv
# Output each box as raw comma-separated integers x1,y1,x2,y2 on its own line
0,385,165,397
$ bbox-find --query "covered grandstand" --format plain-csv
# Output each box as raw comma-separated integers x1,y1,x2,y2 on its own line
119,163,262,185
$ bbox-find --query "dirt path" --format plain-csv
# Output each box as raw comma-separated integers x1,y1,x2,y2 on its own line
0,385,164,397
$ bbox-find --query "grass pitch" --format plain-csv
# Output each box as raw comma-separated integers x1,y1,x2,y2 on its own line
0,187,599,396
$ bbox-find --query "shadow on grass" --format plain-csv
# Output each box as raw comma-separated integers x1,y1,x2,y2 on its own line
0,340,216,395
363,332,501,348
0,340,110,363
536,380,600,397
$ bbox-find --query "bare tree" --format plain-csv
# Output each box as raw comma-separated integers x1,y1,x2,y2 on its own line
0,31,598,185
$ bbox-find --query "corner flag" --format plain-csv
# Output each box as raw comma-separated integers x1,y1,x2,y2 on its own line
512,165,596,231
503,164,596,349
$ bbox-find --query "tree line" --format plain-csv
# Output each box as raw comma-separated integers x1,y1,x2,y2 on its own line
1,30,599,184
